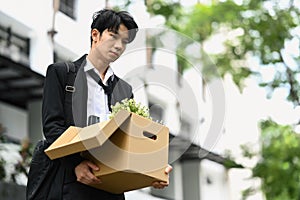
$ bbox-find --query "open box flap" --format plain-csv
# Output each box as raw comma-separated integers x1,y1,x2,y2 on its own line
44,110,131,160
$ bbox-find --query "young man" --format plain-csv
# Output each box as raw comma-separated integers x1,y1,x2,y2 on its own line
34,9,171,200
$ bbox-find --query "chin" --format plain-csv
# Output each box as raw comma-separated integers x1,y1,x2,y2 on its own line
111,57,120,62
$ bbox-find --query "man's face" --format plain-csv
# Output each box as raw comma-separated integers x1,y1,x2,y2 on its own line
92,24,129,63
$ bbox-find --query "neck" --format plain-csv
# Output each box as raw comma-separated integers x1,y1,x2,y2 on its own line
87,54,109,80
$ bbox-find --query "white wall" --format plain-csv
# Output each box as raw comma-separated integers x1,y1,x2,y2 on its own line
200,159,230,200
28,100,43,144
0,102,28,141
0,0,106,75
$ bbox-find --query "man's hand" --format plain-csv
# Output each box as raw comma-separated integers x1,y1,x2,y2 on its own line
75,160,102,185
152,165,173,189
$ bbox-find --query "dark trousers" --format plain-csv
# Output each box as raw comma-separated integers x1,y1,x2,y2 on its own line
63,181,125,200
62,170,125,200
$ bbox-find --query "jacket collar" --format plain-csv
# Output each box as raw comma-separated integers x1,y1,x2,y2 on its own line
73,54,88,69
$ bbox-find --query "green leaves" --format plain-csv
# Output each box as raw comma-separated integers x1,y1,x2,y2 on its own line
244,119,300,200
147,0,300,105
110,98,151,119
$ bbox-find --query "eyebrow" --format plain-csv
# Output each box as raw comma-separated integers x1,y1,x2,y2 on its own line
110,30,129,40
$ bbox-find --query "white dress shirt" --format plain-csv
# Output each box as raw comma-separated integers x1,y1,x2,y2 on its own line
84,58,114,124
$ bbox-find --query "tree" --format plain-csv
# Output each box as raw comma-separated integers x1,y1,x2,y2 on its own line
147,0,300,105
241,119,300,200
146,1,300,199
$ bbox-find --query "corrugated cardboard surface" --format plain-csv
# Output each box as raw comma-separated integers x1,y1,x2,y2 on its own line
45,110,131,159
44,110,169,194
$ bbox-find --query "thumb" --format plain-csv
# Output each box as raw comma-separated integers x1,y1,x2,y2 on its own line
165,165,173,174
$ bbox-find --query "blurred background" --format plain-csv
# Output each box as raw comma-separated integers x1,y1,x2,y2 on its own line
0,0,300,199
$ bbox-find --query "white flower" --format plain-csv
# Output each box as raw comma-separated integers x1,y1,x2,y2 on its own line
110,98,152,120
0,143,28,185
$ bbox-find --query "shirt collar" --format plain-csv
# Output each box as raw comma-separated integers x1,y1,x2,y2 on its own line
84,58,114,83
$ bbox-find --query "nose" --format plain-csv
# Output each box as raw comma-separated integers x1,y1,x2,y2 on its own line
114,38,125,51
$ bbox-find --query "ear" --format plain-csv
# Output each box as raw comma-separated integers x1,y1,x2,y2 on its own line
91,29,100,42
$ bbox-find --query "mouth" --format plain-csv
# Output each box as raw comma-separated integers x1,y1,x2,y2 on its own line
110,51,119,57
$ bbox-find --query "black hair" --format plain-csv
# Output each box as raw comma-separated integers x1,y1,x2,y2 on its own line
90,9,138,45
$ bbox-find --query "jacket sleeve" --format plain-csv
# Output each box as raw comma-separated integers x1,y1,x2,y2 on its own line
42,63,67,144
42,63,84,172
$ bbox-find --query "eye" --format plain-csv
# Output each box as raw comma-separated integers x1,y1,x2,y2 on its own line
122,39,129,44
110,33,117,39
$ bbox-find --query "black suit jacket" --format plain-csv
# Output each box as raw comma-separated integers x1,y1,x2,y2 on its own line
41,55,132,199
42,54,133,142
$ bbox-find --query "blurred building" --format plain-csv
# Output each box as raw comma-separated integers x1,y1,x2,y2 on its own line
0,0,236,199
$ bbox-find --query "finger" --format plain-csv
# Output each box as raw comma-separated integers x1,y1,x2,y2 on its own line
165,165,173,174
152,182,162,189
78,173,101,184
152,181,168,189
89,176,102,184
77,175,90,184
153,184,164,189
86,161,100,171
76,162,101,184
85,170,102,183
158,181,169,187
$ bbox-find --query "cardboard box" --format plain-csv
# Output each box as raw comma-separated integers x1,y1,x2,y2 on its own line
45,110,169,194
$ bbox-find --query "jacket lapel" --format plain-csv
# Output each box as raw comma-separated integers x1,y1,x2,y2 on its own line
72,59,88,127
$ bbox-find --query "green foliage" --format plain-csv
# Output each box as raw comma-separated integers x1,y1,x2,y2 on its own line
147,0,300,104
146,0,183,30
185,1,244,42
242,119,300,199
223,159,244,169
242,187,256,200
254,120,300,200
146,0,300,187
222,149,245,169
110,98,151,119
111,0,132,11
145,1,300,199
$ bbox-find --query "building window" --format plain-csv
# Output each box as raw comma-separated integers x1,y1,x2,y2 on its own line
0,25,30,65
59,0,76,20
